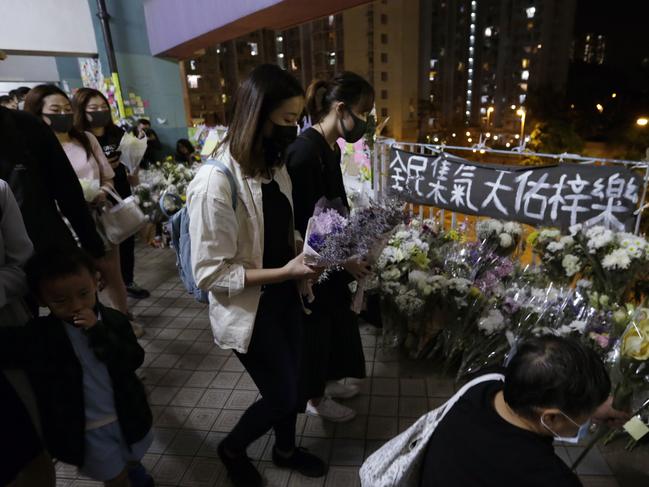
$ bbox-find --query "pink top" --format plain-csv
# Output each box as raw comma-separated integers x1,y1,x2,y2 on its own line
61,132,114,186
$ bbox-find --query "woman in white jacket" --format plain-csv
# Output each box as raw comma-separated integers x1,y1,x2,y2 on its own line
186,64,327,487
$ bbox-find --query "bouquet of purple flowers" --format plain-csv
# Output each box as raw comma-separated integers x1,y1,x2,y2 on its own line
304,197,405,268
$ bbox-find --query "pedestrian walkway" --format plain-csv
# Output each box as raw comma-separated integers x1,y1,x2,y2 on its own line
55,245,621,486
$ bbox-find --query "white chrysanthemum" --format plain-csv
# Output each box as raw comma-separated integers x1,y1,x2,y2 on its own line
602,248,631,270
447,277,471,294
499,233,514,248
546,241,565,253
503,221,523,236
476,219,503,240
562,254,581,277
380,267,402,281
586,226,614,252
478,309,506,336
559,235,575,247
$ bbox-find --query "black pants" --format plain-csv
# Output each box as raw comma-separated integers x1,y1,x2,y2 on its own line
225,285,302,453
120,235,135,285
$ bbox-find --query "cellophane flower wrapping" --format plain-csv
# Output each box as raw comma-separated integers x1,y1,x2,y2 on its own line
118,132,148,173
303,196,405,269
609,306,649,410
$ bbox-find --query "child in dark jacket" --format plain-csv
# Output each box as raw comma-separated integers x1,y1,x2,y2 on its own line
0,247,154,487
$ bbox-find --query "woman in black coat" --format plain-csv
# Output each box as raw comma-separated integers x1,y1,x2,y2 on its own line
286,72,374,422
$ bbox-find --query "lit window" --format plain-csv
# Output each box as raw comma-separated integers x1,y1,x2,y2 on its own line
186,75,201,89
277,36,283,42
278,53,285,58
522,58,529,68
485,27,493,37
189,60,197,71
520,83,528,92
248,42,258,56
521,70,529,80
329,15,335,26
526,6,536,18
290,59,298,71
221,94,227,103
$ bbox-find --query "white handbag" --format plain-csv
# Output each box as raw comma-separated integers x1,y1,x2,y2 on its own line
359,373,504,487
98,186,148,245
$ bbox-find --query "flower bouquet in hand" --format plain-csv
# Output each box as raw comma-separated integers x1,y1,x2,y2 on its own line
303,196,405,307
79,178,101,203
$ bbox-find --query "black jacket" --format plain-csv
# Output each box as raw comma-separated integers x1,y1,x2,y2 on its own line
0,303,151,467
0,107,104,257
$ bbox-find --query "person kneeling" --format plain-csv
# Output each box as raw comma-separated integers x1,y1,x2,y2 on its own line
419,336,619,486
0,247,154,487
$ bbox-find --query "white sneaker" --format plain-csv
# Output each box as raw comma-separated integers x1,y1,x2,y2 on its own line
305,397,356,423
324,381,360,399
131,322,145,338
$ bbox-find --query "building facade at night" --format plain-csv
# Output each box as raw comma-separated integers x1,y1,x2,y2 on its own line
181,0,577,140
422,0,577,132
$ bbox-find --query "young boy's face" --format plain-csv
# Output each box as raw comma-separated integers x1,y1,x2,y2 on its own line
39,268,98,322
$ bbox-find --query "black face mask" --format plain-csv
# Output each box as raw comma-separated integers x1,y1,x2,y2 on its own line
262,122,298,166
340,108,367,143
86,110,112,128
47,113,74,133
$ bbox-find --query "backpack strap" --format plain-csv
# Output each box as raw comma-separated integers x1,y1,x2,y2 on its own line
206,159,238,211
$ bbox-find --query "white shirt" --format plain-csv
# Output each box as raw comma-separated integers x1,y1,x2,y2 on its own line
186,147,302,353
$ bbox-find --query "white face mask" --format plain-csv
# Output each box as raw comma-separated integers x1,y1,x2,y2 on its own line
18,100,25,110
541,411,591,444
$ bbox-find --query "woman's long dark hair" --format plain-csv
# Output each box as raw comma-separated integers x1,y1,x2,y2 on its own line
218,64,304,177
72,87,119,137
306,71,374,124
24,84,93,158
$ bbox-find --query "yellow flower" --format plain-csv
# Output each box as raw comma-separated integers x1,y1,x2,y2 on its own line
469,286,482,298
527,231,539,246
446,229,462,242
621,315,649,361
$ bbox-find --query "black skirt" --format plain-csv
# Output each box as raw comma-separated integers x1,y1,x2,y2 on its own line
300,271,366,402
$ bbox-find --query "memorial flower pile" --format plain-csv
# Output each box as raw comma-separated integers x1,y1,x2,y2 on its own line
133,156,198,221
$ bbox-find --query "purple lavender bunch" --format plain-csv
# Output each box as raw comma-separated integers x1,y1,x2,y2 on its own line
314,198,405,267
307,208,349,253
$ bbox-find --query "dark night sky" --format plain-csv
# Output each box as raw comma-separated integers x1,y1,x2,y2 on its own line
574,0,649,69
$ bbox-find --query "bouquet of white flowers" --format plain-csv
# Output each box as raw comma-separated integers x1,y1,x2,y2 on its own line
79,178,101,203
